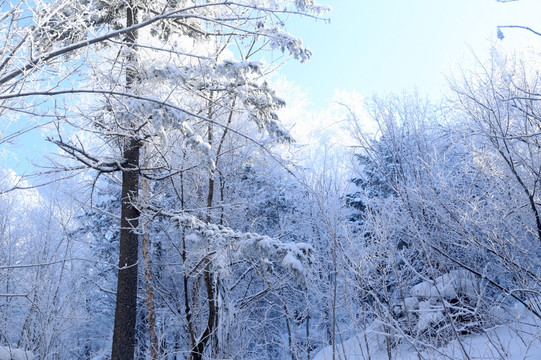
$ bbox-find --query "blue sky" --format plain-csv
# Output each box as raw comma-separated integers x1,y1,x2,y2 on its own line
5,0,541,174
281,0,541,108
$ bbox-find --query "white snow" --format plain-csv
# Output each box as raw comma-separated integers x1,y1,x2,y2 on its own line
416,300,444,332
281,252,303,273
313,304,541,360
410,270,478,299
0,346,33,360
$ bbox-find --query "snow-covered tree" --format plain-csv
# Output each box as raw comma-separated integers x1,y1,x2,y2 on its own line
0,1,331,359
450,50,541,317
342,93,505,355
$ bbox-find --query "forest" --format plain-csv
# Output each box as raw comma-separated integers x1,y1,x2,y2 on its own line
1,0,541,359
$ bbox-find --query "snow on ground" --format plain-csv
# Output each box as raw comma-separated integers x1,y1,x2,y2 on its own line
314,304,541,360
0,346,33,360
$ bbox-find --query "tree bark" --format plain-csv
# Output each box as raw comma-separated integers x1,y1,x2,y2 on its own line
111,3,140,359
142,176,159,360
190,259,216,360
112,138,141,360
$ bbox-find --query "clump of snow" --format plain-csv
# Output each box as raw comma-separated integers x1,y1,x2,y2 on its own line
393,269,488,335
183,132,215,172
416,300,445,333
263,28,312,63
404,296,418,309
281,252,303,273
411,269,478,299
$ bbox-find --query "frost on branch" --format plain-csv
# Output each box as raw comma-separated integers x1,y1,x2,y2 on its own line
153,209,314,287
212,61,293,141
263,28,312,63
294,0,332,15
180,123,215,171
241,0,331,15
241,81,293,141
216,60,263,82
143,59,291,141
103,97,215,171
33,0,91,54
145,64,189,82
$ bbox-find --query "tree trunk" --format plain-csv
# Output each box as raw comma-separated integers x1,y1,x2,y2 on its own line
190,259,216,360
142,176,159,360
111,3,140,360
112,138,141,360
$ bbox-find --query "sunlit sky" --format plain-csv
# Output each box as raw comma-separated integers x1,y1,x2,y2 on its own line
281,0,541,108
6,0,541,174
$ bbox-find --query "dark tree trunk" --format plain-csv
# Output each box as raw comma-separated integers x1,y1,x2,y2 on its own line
112,138,141,360
111,3,140,360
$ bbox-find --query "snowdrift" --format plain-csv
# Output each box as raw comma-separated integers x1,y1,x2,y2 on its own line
314,305,541,360
0,346,32,360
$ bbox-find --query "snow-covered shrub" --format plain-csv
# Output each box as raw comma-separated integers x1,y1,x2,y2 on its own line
392,269,494,345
